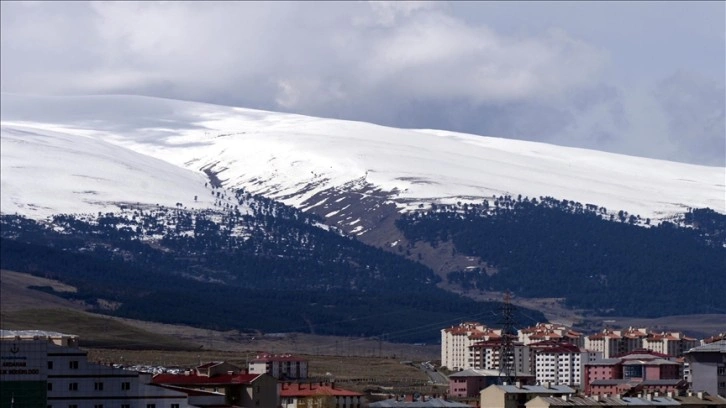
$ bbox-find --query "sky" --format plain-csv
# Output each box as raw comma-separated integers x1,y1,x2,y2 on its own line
1,1,724,166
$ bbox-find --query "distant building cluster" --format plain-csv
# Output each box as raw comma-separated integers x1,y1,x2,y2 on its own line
441,323,725,400
2,325,724,408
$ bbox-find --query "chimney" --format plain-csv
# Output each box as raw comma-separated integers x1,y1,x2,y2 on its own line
516,381,522,389
667,391,673,398
646,394,652,401
697,392,704,400
593,395,600,402
561,395,569,401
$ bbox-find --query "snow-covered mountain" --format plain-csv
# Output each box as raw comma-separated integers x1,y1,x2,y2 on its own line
2,93,723,228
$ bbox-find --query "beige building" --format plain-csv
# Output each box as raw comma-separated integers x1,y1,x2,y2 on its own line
441,322,502,371
643,332,698,358
519,324,585,348
480,382,575,408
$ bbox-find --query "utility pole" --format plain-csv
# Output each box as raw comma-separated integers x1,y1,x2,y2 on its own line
498,291,516,385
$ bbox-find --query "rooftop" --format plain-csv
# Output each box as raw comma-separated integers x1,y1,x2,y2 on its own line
686,340,726,354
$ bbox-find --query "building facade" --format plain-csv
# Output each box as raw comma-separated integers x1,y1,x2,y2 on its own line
529,341,601,387
684,340,726,397
248,353,309,380
0,330,187,408
441,322,502,371
583,350,684,396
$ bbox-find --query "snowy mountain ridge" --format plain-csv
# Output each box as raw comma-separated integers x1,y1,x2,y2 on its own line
1,93,723,228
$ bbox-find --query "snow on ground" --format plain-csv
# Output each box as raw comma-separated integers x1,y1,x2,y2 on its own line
0,123,220,219
1,93,723,221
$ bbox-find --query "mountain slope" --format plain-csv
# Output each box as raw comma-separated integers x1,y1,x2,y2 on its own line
2,93,723,229
1,123,219,218
1,93,723,329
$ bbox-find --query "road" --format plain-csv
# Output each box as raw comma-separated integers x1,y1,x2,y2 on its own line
420,362,448,385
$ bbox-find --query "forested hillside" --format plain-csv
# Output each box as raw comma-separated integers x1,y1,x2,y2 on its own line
396,196,726,317
0,189,538,342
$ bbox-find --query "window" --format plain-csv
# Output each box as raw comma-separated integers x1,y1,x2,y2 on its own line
94,382,104,391
718,366,726,376
48,361,54,370
47,382,53,391
121,382,131,391
146,404,156,408
69,360,79,369
172,405,180,408
68,382,78,391
121,405,130,408
94,405,103,408
69,405,78,408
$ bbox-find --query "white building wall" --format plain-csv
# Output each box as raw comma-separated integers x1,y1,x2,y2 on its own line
1,336,188,408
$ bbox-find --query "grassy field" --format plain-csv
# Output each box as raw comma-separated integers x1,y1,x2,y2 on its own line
84,348,441,393
1,308,196,350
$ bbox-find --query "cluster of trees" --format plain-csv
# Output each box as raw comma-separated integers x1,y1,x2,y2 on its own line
396,197,726,317
0,188,545,342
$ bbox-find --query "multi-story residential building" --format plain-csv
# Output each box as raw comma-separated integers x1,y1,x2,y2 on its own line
529,341,601,387
585,328,650,358
469,338,533,375
441,322,502,371
643,332,699,357
0,330,187,408
248,352,308,380
684,340,726,397
583,350,684,396
519,324,585,348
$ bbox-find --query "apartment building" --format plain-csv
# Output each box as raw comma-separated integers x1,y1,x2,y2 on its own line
643,332,698,358
586,328,649,359
519,324,585,348
441,322,502,371
469,338,533,375
529,341,601,387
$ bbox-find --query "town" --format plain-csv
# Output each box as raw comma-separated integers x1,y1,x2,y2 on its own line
1,322,724,408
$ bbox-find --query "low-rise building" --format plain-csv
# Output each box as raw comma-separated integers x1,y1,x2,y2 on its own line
279,381,363,408
0,330,187,408
480,383,576,408
583,350,684,396
152,364,278,407
448,368,535,398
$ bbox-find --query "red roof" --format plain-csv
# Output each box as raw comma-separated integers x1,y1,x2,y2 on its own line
279,383,362,397
153,372,261,386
